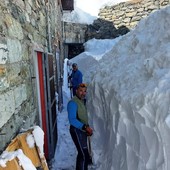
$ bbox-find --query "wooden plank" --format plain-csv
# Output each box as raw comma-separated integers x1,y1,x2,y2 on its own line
17,132,42,167
0,129,49,170
6,138,20,151
36,146,49,170
0,158,23,170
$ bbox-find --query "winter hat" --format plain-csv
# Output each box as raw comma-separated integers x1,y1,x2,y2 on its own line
72,63,77,67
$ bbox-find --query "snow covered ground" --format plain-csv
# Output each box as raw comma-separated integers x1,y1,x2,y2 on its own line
52,4,170,170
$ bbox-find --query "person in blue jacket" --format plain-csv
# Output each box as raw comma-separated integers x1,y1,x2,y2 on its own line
67,83,93,170
69,63,83,96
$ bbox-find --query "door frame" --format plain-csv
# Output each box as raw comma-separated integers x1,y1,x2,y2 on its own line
33,50,57,159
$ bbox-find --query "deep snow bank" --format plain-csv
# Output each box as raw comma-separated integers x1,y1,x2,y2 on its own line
87,6,170,170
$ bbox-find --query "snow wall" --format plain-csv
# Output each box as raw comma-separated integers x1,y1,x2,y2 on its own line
87,6,170,170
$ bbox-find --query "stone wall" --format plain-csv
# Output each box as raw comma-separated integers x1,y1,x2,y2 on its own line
0,0,63,153
63,22,88,44
63,22,87,59
86,0,170,40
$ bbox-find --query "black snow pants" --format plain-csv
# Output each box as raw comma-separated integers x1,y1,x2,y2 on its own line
70,125,90,170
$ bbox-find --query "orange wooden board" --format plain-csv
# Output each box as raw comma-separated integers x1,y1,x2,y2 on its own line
0,129,49,170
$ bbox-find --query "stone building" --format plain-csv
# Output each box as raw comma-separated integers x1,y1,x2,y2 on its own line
63,22,87,59
0,0,73,160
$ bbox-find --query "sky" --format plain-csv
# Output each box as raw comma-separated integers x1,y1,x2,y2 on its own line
74,0,129,16
62,0,129,24
52,4,170,170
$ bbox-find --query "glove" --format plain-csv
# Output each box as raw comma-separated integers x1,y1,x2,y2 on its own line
86,126,93,136
82,125,93,136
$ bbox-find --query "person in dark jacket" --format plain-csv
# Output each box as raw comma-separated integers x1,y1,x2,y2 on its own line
67,83,93,170
69,63,83,96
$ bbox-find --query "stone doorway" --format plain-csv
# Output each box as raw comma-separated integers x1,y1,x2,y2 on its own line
67,43,84,59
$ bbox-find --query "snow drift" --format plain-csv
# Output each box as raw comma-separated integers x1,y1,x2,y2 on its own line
86,5,170,170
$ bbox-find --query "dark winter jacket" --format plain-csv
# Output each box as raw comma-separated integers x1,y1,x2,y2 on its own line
70,69,83,88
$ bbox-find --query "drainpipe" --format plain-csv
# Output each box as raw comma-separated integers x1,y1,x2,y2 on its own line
45,0,52,53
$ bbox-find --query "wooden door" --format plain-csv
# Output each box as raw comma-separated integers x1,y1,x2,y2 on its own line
44,53,57,160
